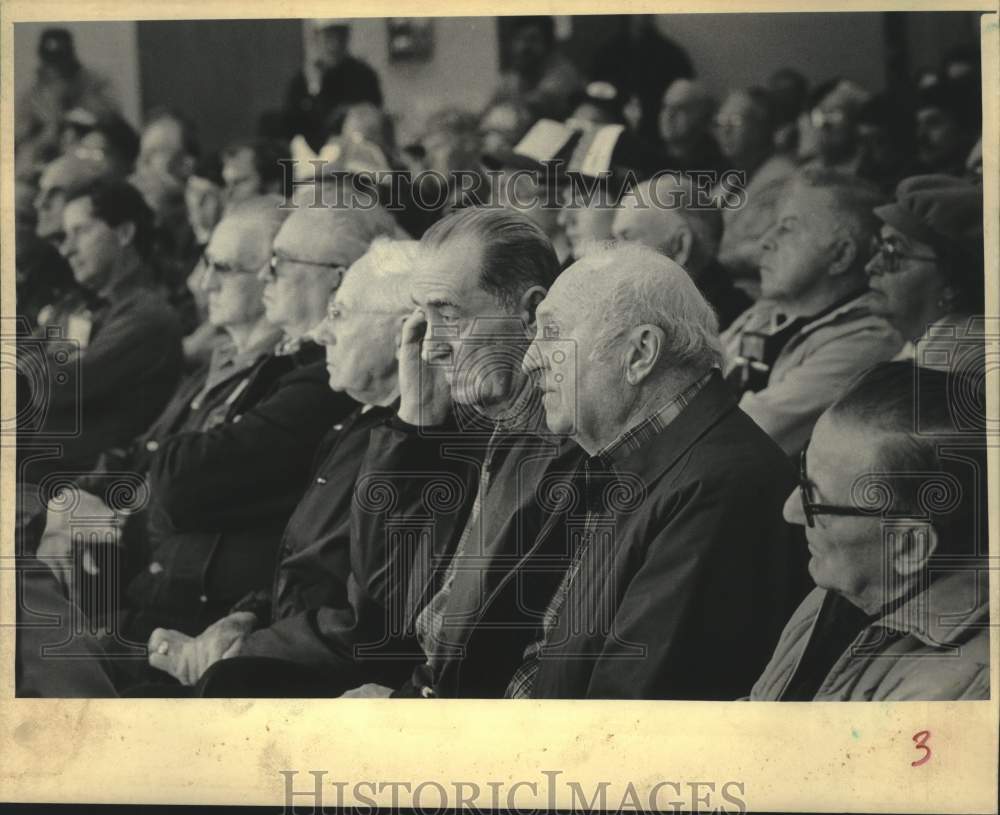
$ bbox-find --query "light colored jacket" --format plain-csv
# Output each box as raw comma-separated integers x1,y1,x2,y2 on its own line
722,291,903,454
749,570,990,701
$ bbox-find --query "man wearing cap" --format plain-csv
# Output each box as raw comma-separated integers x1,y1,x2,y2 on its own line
866,174,985,372
720,169,902,455
15,28,118,172
283,19,383,151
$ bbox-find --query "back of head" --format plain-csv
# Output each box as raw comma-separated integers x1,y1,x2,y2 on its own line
421,206,560,310
827,360,987,560
68,178,155,260
579,241,722,375
634,174,723,269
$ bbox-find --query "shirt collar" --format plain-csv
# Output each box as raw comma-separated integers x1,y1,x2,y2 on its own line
593,369,715,468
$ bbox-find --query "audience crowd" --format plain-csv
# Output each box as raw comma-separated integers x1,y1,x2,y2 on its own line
13,17,990,701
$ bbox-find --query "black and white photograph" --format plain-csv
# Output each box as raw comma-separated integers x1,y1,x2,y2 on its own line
1,1,997,812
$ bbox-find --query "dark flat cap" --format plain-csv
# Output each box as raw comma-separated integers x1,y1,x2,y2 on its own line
873,174,983,258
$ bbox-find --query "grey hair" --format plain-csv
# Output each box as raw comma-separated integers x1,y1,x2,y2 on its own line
340,237,421,314
580,241,722,374
631,174,723,272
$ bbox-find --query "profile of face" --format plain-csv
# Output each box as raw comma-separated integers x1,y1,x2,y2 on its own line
915,106,966,168
522,263,612,438
313,267,397,398
138,118,189,181
713,92,770,165
185,175,225,243
783,413,890,600
412,236,534,410
197,216,268,330
222,148,262,204
34,164,70,241
558,187,616,259
812,91,858,161
59,196,124,291
865,223,945,342
509,24,547,74
658,81,711,148
758,182,841,303
261,213,346,338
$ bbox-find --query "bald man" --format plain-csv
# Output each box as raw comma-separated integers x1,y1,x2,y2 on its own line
612,174,752,329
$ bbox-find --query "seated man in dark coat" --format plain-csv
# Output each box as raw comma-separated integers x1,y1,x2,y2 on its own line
18,179,184,484
143,239,424,690
30,204,386,692
498,242,809,698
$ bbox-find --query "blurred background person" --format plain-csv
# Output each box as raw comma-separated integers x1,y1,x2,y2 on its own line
657,78,726,178
282,19,383,151
221,138,287,204
802,79,871,176
73,111,141,179
767,67,809,156
913,75,982,176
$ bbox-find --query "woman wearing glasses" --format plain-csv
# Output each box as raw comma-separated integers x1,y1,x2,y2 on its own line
748,362,989,701
866,174,985,373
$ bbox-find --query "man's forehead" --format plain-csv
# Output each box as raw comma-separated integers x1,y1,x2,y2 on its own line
414,236,484,292
62,196,94,221
810,413,880,488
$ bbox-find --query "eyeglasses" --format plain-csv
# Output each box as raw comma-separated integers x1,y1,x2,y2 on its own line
713,114,747,130
200,252,259,277
810,109,847,128
268,253,346,281
867,236,938,276
798,447,878,528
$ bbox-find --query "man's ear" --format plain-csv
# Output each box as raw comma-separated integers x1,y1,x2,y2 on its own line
115,221,137,249
623,324,665,386
828,230,858,277
519,285,547,333
664,225,693,267
892,522,938,577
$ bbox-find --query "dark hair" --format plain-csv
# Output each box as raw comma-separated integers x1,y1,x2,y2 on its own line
421,206,559,310
223,138,288,192
744,86,777,132
509,15,556,46
191,151,225,187
91,112,140,169
67,179,155,260
828,361,987,560
143,107,201,159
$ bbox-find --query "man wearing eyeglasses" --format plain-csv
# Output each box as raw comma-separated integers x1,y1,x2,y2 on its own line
802,80,871,177
720,168,902,455
748,362,989,701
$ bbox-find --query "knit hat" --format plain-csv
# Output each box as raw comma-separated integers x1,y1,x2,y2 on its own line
873,174,983,259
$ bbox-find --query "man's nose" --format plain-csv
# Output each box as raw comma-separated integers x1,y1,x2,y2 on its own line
521,339,545,376
864,252,883,278
783,488,805,526
312,317,335,346
759,224,777,254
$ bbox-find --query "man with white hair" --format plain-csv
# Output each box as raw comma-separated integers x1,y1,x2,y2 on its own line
612,174,751,329
146,239,426,692
489,242,806,698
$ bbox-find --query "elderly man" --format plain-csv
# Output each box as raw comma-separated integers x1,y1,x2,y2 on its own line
496,243,805,698
657,79,727,178
802,80,871,176
612,174,750,329
144,240,425,692
721,169,902,455
749,362,989,700
18,180,183,484
713,88,797,286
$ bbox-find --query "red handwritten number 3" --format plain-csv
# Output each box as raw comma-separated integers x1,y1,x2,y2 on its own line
911,730,932,766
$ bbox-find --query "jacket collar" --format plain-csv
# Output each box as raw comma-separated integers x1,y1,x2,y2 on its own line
604,369,736,486
873,568,988,647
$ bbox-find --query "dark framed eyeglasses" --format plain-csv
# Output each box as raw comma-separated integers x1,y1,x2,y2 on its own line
268,253,346,281
798,447,878,528
867,236,938,276
199,252,259,277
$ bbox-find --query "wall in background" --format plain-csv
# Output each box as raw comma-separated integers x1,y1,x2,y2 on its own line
13,21,142,127
136,19,303,153
346,16,498,145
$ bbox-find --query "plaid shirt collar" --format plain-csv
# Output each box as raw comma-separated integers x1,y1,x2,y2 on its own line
591,369,715,470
